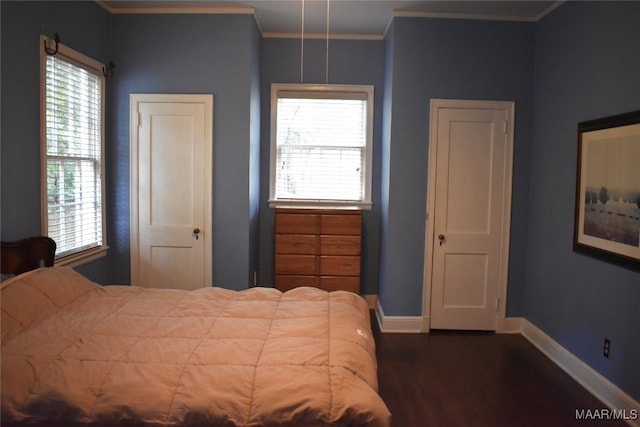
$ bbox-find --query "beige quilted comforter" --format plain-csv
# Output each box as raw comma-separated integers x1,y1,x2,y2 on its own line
1,267,390,427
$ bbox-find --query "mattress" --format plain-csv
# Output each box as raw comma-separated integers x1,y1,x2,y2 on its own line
1,267,391,426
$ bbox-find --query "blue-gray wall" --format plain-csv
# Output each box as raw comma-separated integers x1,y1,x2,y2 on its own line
379,23,395,313
108,13,261,289
0,2,261,289
258,37,385,295
1,0,638,404
525,1,640,402
0,1,112,281
249,22,262,288
379,17,535,316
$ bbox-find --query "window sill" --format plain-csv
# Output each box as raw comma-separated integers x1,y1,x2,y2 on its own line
55,246,109,268
269,200,372,210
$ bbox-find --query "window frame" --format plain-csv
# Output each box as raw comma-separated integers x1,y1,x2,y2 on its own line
40,35,108,267
268,83,374,209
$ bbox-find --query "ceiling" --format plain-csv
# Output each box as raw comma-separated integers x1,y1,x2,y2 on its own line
99,0,562,38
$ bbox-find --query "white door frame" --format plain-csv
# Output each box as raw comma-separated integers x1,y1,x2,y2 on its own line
130,93,213,287
422,99,515,332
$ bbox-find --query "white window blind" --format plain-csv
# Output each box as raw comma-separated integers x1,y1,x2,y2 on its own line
42,37,106,260
270,84,373,208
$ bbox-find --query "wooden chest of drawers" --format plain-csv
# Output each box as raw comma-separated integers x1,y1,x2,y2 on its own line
275,208,362,293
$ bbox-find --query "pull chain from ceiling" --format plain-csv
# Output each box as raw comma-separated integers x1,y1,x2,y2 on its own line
325,0,330,84
300,0,305,83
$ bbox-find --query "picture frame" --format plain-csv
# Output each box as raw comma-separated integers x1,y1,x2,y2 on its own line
574,110,640,270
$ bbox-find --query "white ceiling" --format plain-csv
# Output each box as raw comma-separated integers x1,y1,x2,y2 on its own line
99,0,562,38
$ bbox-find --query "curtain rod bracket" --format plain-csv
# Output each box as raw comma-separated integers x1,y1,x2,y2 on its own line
44,33,60,56
103,61,115,78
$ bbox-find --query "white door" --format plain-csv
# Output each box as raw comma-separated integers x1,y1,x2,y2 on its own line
427,100,514,330
130,94,213,290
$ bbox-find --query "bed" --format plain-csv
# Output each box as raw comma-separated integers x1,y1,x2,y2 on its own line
1,244,390,426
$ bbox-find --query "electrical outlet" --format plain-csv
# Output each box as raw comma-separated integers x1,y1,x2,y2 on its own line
603,338,610,358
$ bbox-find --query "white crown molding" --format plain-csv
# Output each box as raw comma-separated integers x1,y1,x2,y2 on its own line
383,1,564,39
96,1,254,15
534,1,566,21
393,9,535,23
392,1,565,24
98,1,566,40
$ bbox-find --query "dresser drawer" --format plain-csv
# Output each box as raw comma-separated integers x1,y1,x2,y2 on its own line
276,234,318,254
320,235,361,255
320,214,361,235
320,256,360,276
276,213,319,234
275,255,317,275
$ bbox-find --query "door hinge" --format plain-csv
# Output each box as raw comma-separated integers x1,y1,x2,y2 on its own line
496,295,500,312
137,112,142,127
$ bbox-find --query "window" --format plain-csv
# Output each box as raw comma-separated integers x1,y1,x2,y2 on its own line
269,84,373,208
40,35,107,264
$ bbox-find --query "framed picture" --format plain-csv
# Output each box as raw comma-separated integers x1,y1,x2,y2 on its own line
574,110,640,270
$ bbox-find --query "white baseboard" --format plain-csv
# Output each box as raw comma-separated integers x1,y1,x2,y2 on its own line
373,307,524,334
498,316,523,334
375,300,425,333
521,319,640,427
372,302,638,424
362,294,377,310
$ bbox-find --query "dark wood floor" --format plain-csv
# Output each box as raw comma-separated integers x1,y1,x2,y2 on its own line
371,314,627,427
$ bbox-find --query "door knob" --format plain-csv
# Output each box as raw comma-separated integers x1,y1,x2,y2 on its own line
438,234,445,246
193,228,200,240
